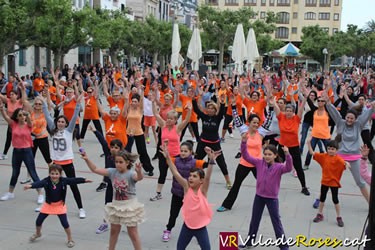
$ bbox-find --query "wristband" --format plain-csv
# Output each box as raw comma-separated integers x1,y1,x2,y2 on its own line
209,160,216,165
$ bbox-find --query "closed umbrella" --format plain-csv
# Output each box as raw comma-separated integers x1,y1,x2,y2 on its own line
246,28,259,73
232,24,247,74
187,27,202,71
171,23,184,69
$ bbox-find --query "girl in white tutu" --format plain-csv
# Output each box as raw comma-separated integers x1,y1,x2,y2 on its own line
82,150,144,250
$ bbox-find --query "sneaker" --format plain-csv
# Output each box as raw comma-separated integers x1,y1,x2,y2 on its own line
229,133,234,138
0,192,15,201
235,152,242,159
20,178,32,184
148,171,154,177
220,138,225,143
313,213,324,223
35,207,41,212
150,193,162,201
302,165,309,170
337,217,344,227
313,199,320,209
96,182,107,192
37,194,44,204
226,181,232,190
0,154,8,160
79,208,86,219
301,187,310,196
100,153,105,158
152,154,158,161
192,138,197,143
162,230,171,242
96,223,109,234
217,206,229,212
146,137,150,144
292,170,297,178
29,233,42,242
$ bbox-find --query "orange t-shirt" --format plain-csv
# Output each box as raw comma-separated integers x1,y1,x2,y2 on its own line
218,88,228,106
33,78,45,92
179,94,197,122
313,153,345,187
48,86,57,102
6,83,14,98
277,113,300,147
83,95,99,120
272,91,284,101
243,97,267,125
285,84,298,102
31,112,48,139
102,114,128,147
226,94,243,116
107,96,125,111
115,72,122,83
63,99,79,124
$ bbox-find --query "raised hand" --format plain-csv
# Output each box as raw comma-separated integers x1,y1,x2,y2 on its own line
360,144,370,157
204,147,221,161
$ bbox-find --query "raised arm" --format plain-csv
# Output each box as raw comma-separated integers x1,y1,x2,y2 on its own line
177,103,192,134
240,134,262,166
82,153,109,176
102,77,110,98
66,94,83,133
201,147,220,196
324,97,342,125
0,101,12,125
90,126,110,157
297,97,307,119
357,104,375,128
152,99,166,127
42,100,56,130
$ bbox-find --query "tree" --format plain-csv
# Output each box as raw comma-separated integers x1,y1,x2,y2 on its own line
32,0,94,68
0,0,30,68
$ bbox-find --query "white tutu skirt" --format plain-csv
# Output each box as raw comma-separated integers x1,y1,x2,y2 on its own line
105,198,145,227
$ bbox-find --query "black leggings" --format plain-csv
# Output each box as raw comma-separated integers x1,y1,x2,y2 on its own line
166,194,184,231
32,137,52,164
222,164,257,209
36,212,69,228
319,184,339,204
3,126,12,155
278,145,306,189
222,114,233,134
80,119,103,139
196,141,228,176
180,122,199,141
361,129,375,165
61,163,83,209
125,134,154,172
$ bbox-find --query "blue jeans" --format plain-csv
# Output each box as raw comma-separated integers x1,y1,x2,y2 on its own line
304,137,328,166
177,223,210,250
300,122,324,154
10,148,40,188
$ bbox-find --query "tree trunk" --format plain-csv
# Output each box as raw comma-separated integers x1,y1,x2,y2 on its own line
109,50,118,66
218,42,225,74
0,52,4,69
60,54,65,69
160,55,166,72
153,52,158,66
53,51,61,69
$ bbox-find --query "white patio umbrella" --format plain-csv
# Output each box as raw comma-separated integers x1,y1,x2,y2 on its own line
246,28,260,73
232,24,248,74
170,23,184,69
187,26,202,71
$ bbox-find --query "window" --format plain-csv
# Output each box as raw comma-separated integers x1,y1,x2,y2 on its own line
244,0,256,5
319,0,330,6
225,0,239,4
292,27,297,34
277,12,290,24
294,0,298,3
261,0,266,5
305,0,316,6
206,0,218,4
334,13,339,21
333,28,338,34
275,27,289,39
270,0,275,5
304,12,316,20
19,49,26,66
293,12,298,19
322,27,329,33
260,11,266,19
319,12,330,20
277,0,290,5
334,0,339,5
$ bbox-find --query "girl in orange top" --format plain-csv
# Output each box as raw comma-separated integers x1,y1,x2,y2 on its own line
80,86,103,140
161,143,218,250
272,95,310,196
124,91,155,176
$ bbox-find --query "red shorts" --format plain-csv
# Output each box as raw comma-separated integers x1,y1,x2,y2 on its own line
143,116,156,127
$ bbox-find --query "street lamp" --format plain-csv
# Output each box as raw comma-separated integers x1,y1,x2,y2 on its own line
322,48,328,72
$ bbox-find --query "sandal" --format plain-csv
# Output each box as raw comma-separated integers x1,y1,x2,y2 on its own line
217,206,229,212
29,233,41,242
67,240,75,248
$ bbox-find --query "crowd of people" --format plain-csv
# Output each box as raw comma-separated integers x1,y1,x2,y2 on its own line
0,62,374,249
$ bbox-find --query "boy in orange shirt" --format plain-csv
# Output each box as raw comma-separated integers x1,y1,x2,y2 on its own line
307,138,349,227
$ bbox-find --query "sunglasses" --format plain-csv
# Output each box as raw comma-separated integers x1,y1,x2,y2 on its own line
18,113,25,117
317,100,325,102
87,91,93,94
34,103,42,105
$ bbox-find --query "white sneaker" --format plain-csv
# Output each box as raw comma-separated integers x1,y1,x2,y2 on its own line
35,207,41,212
229,133,234,138
192,138,197,143
37,194,44,204
79,208,86,219
0,154,7,160
0,192,15,201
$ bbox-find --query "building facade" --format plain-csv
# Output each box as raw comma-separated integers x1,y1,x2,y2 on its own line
199,0,342,42
126,0,159,20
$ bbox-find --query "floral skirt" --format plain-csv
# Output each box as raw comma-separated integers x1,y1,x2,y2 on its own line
105,198,145,227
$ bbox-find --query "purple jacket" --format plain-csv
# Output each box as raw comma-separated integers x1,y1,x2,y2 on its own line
172,156,197,198
241,141,292,199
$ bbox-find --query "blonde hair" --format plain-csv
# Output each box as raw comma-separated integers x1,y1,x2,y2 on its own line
164,93,172,100
167,110,178,120
206,102,218,111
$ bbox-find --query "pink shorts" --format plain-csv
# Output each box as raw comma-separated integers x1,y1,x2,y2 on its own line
143,116,156,127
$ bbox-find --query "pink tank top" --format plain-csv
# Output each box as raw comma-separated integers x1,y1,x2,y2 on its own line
182,188,213,229
161,125,180,156
7,99,23,117
239,132,262,168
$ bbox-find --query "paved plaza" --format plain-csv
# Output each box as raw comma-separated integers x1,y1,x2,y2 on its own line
0,114,370,250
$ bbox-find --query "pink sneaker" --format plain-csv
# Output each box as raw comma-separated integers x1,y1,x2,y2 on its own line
162,230,171,242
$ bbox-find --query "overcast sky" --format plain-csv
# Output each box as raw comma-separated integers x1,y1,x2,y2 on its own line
341,0,374,30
